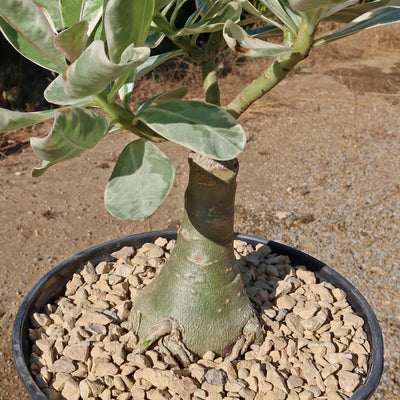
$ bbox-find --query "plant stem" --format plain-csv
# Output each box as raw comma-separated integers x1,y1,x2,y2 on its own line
201,59,220,105
226,19,316,119
129,153,262,356
93,93,134,129
200,32,224,106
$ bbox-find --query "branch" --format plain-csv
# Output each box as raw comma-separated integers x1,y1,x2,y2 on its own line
226,19,316,119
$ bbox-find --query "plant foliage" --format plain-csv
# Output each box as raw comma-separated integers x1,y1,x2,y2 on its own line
0,0,399,219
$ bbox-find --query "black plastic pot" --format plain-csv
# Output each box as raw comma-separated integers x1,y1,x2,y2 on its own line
13,230,383,400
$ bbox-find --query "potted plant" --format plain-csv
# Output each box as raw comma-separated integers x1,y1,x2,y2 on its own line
1,1,399,399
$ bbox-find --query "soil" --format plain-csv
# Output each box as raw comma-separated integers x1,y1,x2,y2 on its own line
1,25,400,400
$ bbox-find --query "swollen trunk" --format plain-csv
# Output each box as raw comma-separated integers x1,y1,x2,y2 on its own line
129,153,261,356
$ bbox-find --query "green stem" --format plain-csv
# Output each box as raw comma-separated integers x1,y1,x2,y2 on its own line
93,93,134,129
129,153,262,357
200,32,224,106
93,93,165,142
201,59,220,106
226,18,316,119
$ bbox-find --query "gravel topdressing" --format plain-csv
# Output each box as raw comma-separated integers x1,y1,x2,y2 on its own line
28,237,370,400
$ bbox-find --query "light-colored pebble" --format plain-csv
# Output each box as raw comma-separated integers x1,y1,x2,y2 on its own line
29,238,370,400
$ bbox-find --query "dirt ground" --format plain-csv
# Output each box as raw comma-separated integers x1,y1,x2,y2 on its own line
1,25,400,399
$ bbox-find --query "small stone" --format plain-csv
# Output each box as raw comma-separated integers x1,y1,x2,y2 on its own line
111,246,135,261
203,351,216,361
63,342,90,362
114,263,134,278
265,362,288,394
93,362,119,377
238,387,256,400
225,379,247,392
285,313,304,337
205,369,228,386
301,312,328,331
343,313,364,329
264,389,287,400
76,310,113,326
48,357,76,373
126,353,152,368
31,312,52,328
296,268,316,285
61,377,80,400
298,390,313,400
276,295,296,310
338,371,361,393
287,375,304,389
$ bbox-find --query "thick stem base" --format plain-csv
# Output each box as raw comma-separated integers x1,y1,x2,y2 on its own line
129,154,262,356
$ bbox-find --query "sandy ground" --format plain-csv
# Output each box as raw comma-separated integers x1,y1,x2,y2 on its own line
1,25,400,399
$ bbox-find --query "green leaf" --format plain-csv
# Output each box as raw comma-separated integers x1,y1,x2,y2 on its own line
44,75,94,106
322,0,399,23
241,1,285,30
154,0,174,12
63,40,150,98
31,107,108,177
81,0,104,35
289,0,348,12
136,50,183,78
174,1,241,36
223,20,296,58
134,86,189,112
258,0,302,33
104,0,155,62
145,31,165,47
314,6,400,46
60,0,83,27
118,69,136,109
0,0,66,72
133,101,246,160
104,139,175,221
54,21,88,62
117,49,183,106
0,108,55,133
35,0,63,30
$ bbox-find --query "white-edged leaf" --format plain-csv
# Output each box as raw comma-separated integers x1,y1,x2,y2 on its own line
63,40,150,98
116,49,183,106
31,107,108,177
321,0,359,21
104,139,175,221
44,75,94,106
0,108,55,133
105,0,154,62
0,0,66,72
81,0,103,36
136,49,183,78
314,6,400,46
134,86,189,112
54,20,88,62
258,0,302,34
289,0,348,12
133,101,247,160
35,0,63,30
322,0,400,22
60,0,83,27
223,20,295,58
241,0,284,30
174,1,241,36
118,69,136,109
145,31,165,47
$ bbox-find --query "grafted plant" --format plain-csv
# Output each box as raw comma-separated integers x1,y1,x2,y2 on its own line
1,0,399,357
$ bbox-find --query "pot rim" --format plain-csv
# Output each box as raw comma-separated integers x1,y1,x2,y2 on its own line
12,230,383,400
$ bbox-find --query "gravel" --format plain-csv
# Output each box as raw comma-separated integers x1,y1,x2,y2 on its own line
29,238,371,400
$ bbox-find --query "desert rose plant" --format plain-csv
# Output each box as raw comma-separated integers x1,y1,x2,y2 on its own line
1,0,399,358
